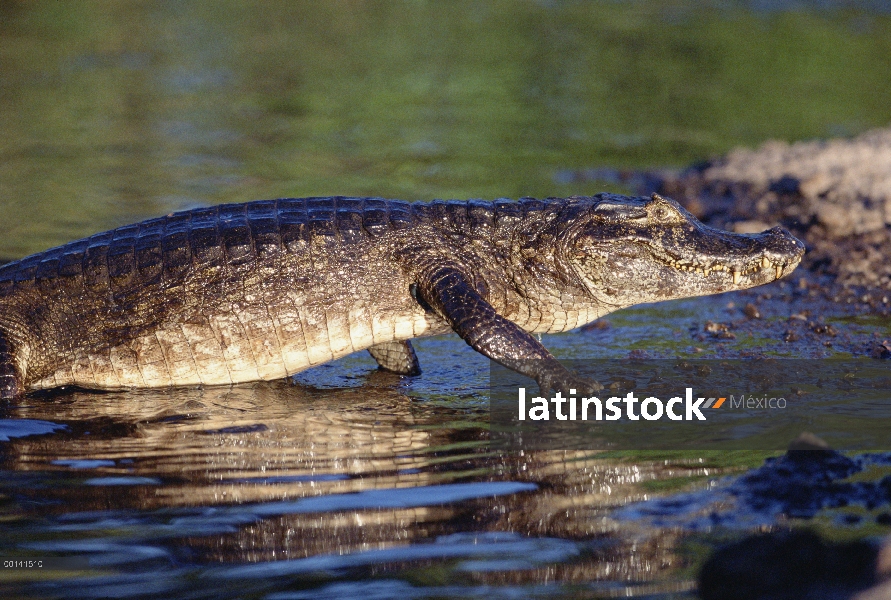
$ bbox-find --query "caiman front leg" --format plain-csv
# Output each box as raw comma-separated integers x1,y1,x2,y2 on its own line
368,340,421,376
0,331,23,400
415,264,602,395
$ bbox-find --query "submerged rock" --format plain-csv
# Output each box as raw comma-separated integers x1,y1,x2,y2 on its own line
699,530,880,600
619,437,891,529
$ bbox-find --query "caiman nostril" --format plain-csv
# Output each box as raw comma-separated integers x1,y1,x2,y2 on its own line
762,226,805,256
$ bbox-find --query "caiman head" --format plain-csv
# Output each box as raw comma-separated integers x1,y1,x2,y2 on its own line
564,193,805,308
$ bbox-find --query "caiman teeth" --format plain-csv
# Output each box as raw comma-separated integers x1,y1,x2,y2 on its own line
670,256,784,281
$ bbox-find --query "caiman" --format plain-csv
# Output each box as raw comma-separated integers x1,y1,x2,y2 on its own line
0,193,804,399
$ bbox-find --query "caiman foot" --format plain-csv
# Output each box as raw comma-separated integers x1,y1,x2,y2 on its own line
412,263,603,396
536,364,603,397
368,340,421,376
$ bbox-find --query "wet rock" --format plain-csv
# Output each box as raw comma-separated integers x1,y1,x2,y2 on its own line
703,321,736,339
810,321,838,336
617,438,891,547
622,432,891,599
872,341,891,359
742,303,761,319
699,530,879,600
787,431,831,453
608,377,636,391
733,443,865,518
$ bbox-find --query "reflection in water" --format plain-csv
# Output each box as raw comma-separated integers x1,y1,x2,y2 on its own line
2,287,890,597
8,376,465,507
0,344,701,598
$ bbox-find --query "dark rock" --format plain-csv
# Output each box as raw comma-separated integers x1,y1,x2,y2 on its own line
769,175,802,196
871,341,891,359
699,530,879,600
742,303,761,319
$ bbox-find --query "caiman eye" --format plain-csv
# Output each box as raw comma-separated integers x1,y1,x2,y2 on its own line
654,207,668,220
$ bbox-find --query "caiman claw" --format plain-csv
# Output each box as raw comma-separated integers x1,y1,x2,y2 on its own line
536,365,603,398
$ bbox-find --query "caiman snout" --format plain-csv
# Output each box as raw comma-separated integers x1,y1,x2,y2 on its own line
758,226,806,278
764,226,805,252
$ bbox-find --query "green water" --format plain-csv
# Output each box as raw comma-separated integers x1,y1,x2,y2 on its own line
2,1,890,258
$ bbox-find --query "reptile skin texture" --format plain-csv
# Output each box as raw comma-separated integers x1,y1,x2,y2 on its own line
0,195,804,398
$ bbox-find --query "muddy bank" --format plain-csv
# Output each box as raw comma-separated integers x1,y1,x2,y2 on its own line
647,127,891,303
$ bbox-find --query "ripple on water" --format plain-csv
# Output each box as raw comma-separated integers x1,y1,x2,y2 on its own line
0,418,67,441
83,477,163,486
52,459,117,469
215,532,578,580
249,481,539,516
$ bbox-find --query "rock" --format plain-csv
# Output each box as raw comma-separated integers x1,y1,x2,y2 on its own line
699,530,879,600
732,220,773,234
742,303,761,319
814,200,860,238
799,171,834,198
700,129,891,234
872,341,891,359
787,431,831,453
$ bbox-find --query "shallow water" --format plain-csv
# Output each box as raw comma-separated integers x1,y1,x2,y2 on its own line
3,287,889,598
0,335,694,598
3,2,891,598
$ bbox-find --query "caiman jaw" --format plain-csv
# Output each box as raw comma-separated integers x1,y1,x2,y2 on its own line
661,253,793,285
569,194,806,308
